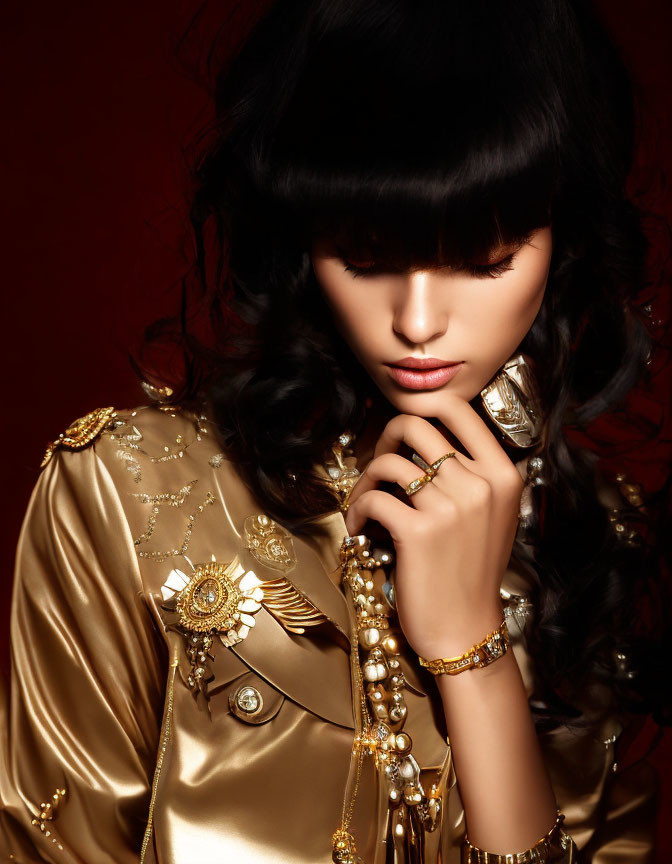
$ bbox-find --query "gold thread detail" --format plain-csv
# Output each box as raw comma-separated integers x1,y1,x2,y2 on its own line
108,410,209,483
133,481,198,546
136,492,216,562
140,654,178,863
133,481,198,507
149,414,208,463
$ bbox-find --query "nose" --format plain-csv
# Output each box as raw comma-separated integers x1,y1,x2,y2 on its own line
392,270,448,346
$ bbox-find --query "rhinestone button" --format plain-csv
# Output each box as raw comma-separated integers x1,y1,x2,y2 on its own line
235,685,263,715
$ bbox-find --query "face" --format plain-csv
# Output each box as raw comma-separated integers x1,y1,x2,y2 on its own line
311,226,552,415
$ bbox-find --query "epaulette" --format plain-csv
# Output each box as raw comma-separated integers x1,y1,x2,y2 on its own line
40,406,116,469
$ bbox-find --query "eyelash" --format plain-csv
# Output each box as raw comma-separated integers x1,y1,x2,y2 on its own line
341,253,518,279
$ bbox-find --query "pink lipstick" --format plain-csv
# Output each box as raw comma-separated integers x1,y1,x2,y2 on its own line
385,357,463,390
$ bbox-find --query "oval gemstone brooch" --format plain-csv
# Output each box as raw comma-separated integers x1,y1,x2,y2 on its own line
161,557,265,701
173,559,264,643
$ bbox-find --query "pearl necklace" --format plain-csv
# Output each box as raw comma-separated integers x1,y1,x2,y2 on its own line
332,534,442,864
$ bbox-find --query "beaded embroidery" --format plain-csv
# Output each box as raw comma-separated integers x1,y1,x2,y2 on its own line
244,514,296,572
135,492,216,563
107,408,208,483
30,786,67,851
132,481,199,545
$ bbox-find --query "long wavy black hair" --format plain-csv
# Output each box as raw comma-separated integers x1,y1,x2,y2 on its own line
140,0,672,732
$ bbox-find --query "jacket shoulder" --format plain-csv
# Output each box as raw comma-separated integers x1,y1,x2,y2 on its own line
40,405,117,468
39,402,225,475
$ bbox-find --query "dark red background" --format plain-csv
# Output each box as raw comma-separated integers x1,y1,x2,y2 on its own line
2,1,671,857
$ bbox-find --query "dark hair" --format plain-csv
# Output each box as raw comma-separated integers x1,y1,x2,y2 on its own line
140,0,671,731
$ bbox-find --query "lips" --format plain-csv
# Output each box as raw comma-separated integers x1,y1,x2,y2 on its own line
391,356,460,370
385,358,463,390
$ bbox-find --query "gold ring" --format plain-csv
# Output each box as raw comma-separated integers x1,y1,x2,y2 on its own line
405,472,435,497
426,451,456,475
404,452,456,497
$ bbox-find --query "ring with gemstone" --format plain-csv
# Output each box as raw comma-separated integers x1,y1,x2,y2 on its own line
404,472,435,497
405,451,456,497
425,452,456,476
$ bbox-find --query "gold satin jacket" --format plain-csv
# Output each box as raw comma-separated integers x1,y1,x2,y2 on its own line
0,404,658,863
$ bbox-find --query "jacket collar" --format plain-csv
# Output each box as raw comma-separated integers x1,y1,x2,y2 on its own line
204,459,355,726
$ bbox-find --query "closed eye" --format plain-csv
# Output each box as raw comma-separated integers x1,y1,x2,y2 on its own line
460,253,518,278
341,251,519,279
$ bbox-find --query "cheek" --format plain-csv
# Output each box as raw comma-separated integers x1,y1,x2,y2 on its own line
314,264,382,356
495,280,545,339
482,256,547,342
459,264,548,381
325,287,369,333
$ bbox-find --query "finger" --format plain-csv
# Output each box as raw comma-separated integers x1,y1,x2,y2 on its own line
433,395,513,467
372,411,521,494
345,488,419,538
374,414,472,471
347,452,448,511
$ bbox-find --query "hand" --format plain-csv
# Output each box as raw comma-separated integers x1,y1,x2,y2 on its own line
344,396,525,661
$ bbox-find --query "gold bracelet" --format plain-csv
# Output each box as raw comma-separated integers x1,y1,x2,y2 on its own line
418,618,510,675
462,809,576,863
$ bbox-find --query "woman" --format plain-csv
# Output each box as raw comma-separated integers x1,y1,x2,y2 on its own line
1,0,667,861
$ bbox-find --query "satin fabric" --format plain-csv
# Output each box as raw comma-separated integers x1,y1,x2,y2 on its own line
0,404,658,862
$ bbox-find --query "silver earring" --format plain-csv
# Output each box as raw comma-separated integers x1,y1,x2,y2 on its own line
480,354,542,448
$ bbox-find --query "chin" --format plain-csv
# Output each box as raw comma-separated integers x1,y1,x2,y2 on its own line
380,384,478,417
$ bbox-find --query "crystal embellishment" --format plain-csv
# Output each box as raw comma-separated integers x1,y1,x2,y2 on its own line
235,686,263,714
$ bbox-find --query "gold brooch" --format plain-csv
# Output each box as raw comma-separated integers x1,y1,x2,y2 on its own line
41,406,116,468
244,514,296,572
161,558,264,701
174,559,264,639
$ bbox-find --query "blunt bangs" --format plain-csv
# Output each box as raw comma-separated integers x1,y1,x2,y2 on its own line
260,0,564,268
156,0,661,727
